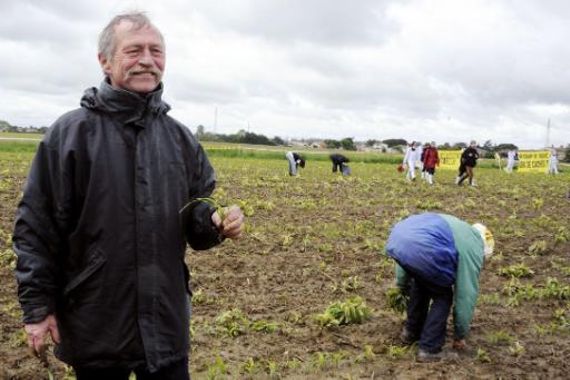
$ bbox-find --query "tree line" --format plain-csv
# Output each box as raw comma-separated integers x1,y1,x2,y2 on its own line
2,120,568,161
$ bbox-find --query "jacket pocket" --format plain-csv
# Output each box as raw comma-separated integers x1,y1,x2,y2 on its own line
63,246,107,298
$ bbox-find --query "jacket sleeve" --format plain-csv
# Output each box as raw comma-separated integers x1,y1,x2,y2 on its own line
13,139,65,323
182,140,224,250
181,200,224,250
453,241,484,339
395,263,410,294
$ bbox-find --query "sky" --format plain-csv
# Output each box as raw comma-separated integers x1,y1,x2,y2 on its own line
1,0,570,149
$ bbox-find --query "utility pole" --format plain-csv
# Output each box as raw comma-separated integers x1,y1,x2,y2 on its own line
546,118,551,148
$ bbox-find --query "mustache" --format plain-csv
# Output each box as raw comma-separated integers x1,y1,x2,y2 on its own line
127,69,161,77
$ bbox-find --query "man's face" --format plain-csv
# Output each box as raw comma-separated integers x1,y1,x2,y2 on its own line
99,21,165,94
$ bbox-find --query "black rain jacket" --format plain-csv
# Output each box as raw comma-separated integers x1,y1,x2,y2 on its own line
13,80,222,371
461,147,479,167
329,153,349,165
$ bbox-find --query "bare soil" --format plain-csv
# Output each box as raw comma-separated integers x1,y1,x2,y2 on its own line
1,157,568,379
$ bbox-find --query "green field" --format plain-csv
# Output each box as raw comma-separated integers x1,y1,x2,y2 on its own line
0,138,526,169
0,141,569,379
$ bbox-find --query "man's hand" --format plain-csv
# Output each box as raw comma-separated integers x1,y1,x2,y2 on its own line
452,339,466,351
24,314,60,358
211,205,244,239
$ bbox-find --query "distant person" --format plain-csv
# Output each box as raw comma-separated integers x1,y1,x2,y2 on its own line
422,141,440,185
330,153,350,175
456,141,479,186
420,142,428,179
548,146,559,175
285,151,306,176
506,149,517,173
403,142,419,181
416,142,424,178
385,213,495,362
455,147,467,184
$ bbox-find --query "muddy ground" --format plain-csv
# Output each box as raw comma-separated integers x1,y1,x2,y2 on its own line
1,155,568,379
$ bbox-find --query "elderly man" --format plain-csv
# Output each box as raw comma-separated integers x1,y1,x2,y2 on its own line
13,12,244,379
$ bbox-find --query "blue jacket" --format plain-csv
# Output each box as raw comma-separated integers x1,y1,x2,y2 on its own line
385,213,485,338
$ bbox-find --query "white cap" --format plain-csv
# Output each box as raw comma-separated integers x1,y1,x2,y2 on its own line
473,223,495,258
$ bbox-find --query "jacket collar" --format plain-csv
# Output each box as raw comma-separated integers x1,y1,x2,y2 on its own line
81,78,171,125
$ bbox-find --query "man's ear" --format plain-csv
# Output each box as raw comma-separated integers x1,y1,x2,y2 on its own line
98,53,112,76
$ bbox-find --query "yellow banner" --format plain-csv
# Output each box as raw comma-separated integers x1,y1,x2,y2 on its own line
517,151,550,172
438,150,462,170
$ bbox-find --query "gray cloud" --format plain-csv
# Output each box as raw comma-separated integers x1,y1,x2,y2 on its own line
1,0,569,148
192,0,402,46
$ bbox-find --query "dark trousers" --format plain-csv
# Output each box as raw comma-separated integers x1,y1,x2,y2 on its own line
406,277,453,353
458,166,474,185
75,358,189,380
457,163,466,178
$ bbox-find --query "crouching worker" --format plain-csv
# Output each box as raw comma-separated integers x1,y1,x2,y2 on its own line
385,213,494,362
330,153,350,175
285,151,306,176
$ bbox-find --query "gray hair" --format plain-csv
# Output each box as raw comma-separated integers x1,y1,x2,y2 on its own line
98,12,164,60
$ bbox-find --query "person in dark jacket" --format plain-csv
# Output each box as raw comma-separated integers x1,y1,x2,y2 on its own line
456,141,479,186
285,151,306,176
385,213,495,362
12,12,244,380
420,142,428,180
330,153,350,175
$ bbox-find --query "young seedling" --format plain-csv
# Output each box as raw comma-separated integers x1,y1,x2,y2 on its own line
386,345,408,360
498,263,535,278
554,227,570,244
266,360,280,378
207,356,228,379
528,240,548,256
509,341,525,357
385,287,409,314
179,197,227,221
362,345,376,361
486,330,514,345
251,320,280,334
315,296,371,327
240,357,259,375
215,308,249,337
311,352,328,371
475,348,491,363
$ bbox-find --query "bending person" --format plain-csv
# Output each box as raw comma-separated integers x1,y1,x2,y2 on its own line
285,151,306,176
330,153,350,174
385,213,494,362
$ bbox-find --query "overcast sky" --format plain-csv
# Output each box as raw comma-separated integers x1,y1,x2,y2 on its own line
1,0,569,148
